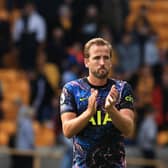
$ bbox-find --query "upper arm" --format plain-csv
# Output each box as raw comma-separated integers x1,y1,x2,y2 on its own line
119,82,135,121
36,17,46,42
13,20,22,41
120,108,134,121
60,85,77,115
61,112,77,138
61,112,77,124
119,82,135,111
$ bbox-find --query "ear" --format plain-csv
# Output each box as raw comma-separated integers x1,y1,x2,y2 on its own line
84,58,89,68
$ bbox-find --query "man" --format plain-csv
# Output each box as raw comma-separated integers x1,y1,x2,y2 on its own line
12,1,46,70
137,104,157,168
60,38,135,167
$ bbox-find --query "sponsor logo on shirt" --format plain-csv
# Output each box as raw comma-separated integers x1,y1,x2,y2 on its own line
79,97,88,101
125,95,134,103
89,110,112,125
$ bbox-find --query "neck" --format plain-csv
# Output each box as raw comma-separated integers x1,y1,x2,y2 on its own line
87,76,108,86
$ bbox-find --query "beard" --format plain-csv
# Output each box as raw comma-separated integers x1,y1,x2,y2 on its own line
91,67,109,79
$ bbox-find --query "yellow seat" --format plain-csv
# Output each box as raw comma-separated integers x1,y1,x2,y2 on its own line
0,120,16,136
0,70,29,120
0,131,9,146
127,0,168,49
157,131,168,146
35,124,55,147
44,63,60,90
0,9,9,21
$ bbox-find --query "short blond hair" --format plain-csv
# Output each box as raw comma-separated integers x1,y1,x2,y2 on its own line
84,38,113,58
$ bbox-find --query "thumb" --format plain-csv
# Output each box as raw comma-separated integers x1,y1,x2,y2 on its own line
91,88,98,96
109,85,116,95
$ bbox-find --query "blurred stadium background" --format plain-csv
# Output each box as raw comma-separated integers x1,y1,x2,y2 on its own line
0,0,168,168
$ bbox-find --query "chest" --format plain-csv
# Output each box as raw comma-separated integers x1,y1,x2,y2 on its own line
74,87,111,114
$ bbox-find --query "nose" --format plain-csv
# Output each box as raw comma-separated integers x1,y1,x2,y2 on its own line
99,58,105,65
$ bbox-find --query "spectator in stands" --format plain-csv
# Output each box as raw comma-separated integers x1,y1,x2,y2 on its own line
144,31,160,67
152,63,168,128
0,12,11,66
80,4,99,43
14,102,35,168
116,32,140,79
137,104,157,168
29,51,55,122
132,5,153,66
12,1,46,71
46,26,68,71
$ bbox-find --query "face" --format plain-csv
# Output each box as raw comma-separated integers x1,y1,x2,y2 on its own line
85,44,112,79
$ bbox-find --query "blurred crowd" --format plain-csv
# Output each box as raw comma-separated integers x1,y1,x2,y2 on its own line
0,0,168,167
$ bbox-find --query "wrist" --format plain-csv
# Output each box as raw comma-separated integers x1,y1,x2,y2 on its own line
84,109,92,119
106,105,116,113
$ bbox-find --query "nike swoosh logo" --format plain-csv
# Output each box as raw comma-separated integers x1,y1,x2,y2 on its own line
79,97,88,101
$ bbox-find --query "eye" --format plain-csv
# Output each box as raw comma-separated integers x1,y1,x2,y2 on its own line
93,56,100,60
104,56,110,60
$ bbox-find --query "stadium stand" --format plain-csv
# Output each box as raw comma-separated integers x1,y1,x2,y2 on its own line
127,0,168,48
0,0,167,167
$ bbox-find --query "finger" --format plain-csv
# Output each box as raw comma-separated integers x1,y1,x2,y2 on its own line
111,85,116,91
108,95,114,103
94,90,98,97
105,95,114,107
91,88,95,93
91,88,98,97
110,85,116,94
109,85,118,96
109,85,118,97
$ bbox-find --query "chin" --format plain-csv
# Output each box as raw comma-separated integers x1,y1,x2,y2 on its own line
92,70,109,79
97,74,108,79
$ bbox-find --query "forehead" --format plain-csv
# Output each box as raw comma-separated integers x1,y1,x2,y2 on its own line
89,44,110,56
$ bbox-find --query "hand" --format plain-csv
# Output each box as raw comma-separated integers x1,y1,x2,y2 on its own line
87,88,98,117
105,85,118,111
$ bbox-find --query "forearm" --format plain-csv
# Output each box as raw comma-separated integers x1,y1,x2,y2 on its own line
62,110,92,138
108,106,135,137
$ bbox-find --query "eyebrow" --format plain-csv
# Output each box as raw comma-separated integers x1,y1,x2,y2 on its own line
92,55,110,58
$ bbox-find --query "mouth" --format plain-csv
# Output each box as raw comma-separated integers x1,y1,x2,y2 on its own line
92,68,109,79
98,68,107,72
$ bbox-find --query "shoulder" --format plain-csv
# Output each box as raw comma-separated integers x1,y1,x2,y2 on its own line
108,78,131,90
63,78,87,90
61,78,87,95
15,18,23,26
109,78,134,98
31,12,45,22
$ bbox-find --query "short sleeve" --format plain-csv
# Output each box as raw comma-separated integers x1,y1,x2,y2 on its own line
60,84,77,114
119,82,134,110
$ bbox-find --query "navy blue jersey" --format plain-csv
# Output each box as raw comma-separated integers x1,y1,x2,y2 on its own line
60,77,134,168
